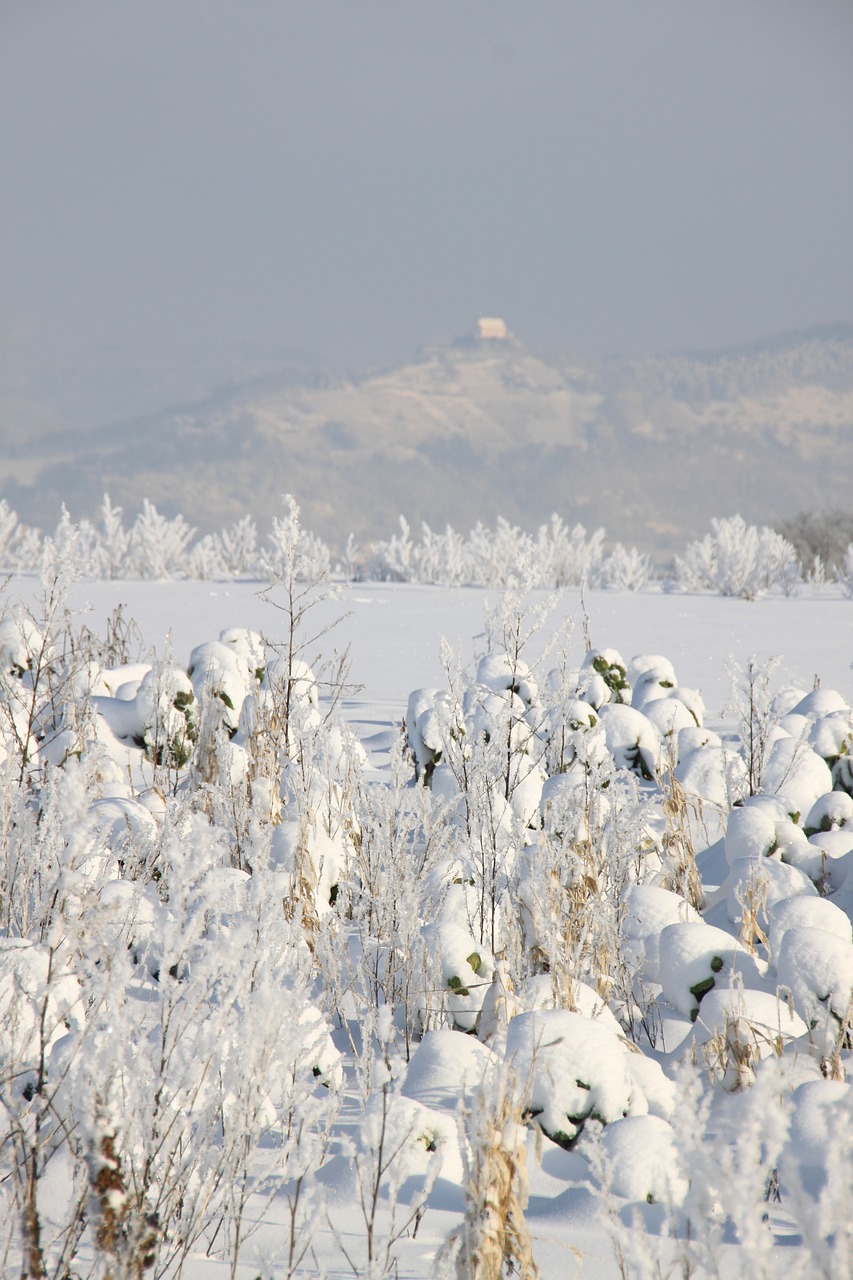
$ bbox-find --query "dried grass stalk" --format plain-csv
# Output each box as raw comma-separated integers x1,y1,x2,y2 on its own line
453,1068,539,1280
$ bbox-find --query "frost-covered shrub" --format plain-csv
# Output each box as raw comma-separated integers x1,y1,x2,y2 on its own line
215,514,259,576
674,515,801,599
838,544,853,597
129,499,196,579
262,496,332,583
598,542,651,592
370,514,418,582
777,509,853,575
0,938,83,1071
94,493,131,578
0,499,41,571
8,497,852,598
468,517,534,587
535,515,605,587
365,513,608,588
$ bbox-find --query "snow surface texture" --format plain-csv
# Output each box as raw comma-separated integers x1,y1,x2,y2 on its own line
1,562,853,1278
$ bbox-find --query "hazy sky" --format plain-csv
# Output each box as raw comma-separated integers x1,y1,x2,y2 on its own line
2,1,852,407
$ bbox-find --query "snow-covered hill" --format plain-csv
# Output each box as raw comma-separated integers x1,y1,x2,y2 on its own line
3,324,852,558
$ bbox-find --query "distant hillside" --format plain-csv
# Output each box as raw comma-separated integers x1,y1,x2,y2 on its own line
3,324,852,559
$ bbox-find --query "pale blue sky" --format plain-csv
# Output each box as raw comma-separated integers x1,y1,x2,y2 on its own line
2,1,852,418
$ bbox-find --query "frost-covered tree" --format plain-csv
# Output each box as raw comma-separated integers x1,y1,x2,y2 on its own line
598,542,651,592
97,494,131,579
0,500,23,568
537,515,605,588
370,516,417,583
777,508,853,575
674,515,801,599
129,500,196,580
837,544,853,598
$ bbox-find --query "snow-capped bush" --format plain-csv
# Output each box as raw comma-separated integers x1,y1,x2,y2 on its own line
505,1009,648,1147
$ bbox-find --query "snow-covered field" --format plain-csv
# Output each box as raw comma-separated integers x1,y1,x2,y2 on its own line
2,565,853,1278
51,577,853,744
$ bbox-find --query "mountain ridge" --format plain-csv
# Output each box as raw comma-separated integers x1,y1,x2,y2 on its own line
3,324,852,560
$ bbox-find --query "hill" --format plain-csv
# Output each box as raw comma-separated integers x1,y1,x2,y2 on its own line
3,324,852,559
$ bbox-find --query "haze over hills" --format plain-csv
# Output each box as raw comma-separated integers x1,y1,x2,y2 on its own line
3,323,852,561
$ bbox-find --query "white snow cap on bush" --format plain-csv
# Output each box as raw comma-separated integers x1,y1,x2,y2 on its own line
422,919,494,1033
767,895,852,963
402,1028,494,1113
676,740,748,811
776,926,853,1041
762,736,833,817
692,987,808,1066
643,694,701,752
658,921,768,1020
627,653,677,691
724,854,817,930
505,1008,645,1147
597,703,662,780
476,652,538,707
597,1114,687,1204
621,884,701,984
790,688,850,718
785,1079,852,1191
0,613,43,676
725,799,789,865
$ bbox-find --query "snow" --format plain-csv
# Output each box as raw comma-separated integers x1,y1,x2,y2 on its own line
4,577,846,738
597,1114,685,1203
2,572,853,1277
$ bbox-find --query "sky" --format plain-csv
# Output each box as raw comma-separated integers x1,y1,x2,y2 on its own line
2,1,852,426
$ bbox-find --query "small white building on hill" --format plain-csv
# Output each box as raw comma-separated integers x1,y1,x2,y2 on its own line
476,317,508,341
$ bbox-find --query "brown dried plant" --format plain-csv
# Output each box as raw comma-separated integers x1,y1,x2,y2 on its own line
446,1065,539,1280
